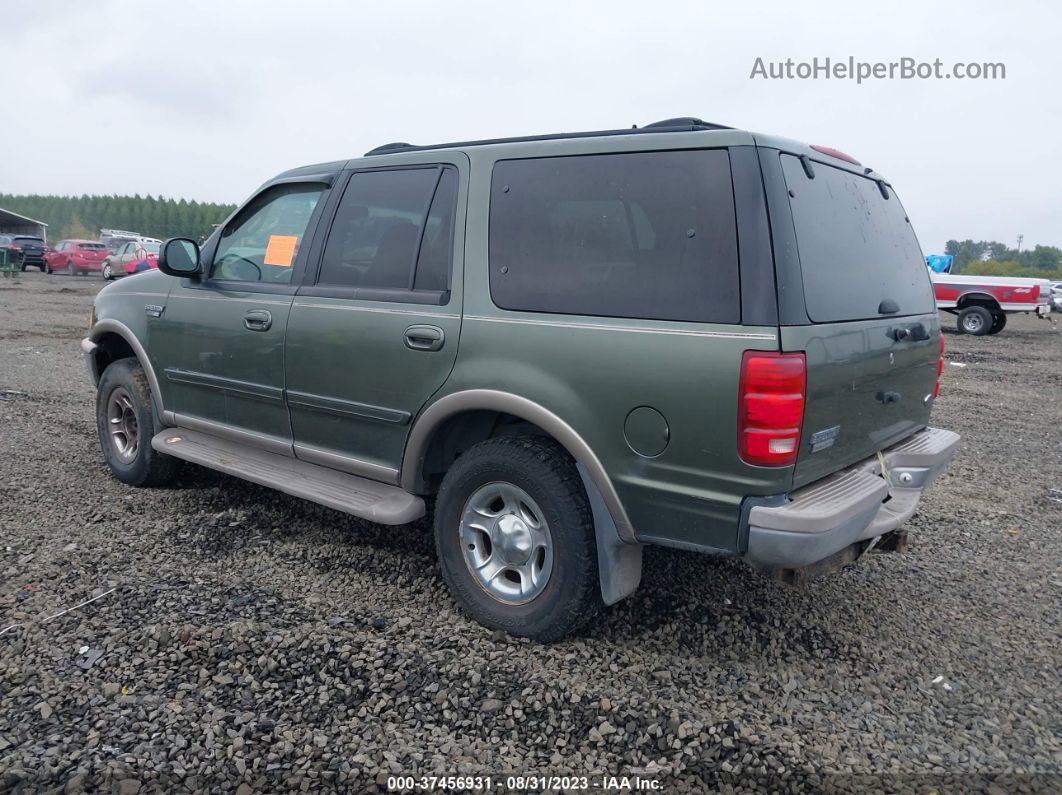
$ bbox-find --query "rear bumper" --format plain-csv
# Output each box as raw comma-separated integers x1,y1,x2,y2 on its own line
743,427,960,569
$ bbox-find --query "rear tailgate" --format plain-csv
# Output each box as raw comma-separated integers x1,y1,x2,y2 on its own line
783,313,939,487
775,152,940,489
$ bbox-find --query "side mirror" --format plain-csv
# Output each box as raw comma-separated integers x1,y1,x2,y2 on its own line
158,238,202,278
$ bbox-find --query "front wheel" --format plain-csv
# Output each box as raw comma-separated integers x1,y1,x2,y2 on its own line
101,263,113,280
67,263,76,276
96,358,177,487
434,435,601,642
957,306,993,336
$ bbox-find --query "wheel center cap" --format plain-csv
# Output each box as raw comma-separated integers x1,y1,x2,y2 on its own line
493,514,533,565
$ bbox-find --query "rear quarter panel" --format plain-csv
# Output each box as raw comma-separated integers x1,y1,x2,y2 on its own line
434,136,787,553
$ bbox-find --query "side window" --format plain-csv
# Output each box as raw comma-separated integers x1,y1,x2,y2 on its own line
318,166,456,296
211,183,323,284
489,150,740,324
414,167,458,292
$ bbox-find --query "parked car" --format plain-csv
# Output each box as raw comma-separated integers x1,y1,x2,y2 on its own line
1050,283,1062,312
100,241,160,280
930,272,1052,335
1,234,48,271
44,239,109,275
82,118,960,640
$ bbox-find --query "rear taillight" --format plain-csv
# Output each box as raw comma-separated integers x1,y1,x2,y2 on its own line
738,351,806,467
933,334,945,399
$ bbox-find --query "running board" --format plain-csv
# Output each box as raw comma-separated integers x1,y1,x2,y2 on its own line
151,429,425,525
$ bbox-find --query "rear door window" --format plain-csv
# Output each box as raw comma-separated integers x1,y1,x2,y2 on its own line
780,154,934,322
489,150,740,324
317,165,457,296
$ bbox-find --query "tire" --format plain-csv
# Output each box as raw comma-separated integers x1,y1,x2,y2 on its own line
38,263,46,272
988,312,1007,335
102,262,113,281
957,306,993,336
45,266,53,274
96,358,177,487
434,435,601,642
67,263,75,276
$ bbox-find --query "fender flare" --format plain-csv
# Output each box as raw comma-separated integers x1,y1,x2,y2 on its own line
402,389,637,545
88,319,168,420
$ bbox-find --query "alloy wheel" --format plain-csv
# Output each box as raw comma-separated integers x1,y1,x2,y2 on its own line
106,387,139,463
459,482,554,605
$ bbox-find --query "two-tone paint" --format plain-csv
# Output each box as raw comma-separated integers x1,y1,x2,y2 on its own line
86,125,947,581
931,272,1051,313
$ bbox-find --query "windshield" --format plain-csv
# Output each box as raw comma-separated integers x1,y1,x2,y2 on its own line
781,154,934,322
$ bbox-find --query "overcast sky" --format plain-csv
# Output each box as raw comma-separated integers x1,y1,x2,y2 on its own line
2,0,1058,252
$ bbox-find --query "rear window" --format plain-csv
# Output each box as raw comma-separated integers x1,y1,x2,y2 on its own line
489,150,740,324
77,243,105,251
780,154,934,322
14,237,43,244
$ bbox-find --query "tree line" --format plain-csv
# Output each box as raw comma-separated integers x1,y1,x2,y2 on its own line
944,239,1062,280
0,193,237,244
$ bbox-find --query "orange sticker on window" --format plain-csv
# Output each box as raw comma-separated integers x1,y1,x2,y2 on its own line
263,235,298,267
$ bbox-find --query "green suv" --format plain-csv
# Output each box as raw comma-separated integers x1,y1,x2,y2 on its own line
83,118,959,640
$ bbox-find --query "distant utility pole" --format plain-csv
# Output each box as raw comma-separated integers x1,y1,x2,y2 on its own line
1017,234,1024,253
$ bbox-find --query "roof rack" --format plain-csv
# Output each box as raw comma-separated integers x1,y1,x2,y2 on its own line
364,117,730,156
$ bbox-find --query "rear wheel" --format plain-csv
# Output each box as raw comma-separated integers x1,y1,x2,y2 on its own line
96,358,177,487
434,435,601,642
67,263,75,276
988,312,1007,335
957,306,993,336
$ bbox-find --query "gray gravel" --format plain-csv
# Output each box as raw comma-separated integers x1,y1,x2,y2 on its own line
1,271,1060,793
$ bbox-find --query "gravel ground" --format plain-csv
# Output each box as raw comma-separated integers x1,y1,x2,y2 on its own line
1,271,1059,794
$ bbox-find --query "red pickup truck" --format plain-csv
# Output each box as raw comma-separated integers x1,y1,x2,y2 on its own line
931,272,1052,335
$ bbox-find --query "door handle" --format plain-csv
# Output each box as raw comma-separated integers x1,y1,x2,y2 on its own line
404,324,444,352
244,309,272,331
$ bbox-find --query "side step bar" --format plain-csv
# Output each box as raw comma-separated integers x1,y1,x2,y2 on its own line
151,429,425,525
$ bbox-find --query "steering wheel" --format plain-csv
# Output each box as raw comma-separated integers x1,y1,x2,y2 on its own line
217,254,262,281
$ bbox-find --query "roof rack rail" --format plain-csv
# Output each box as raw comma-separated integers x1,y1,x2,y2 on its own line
365,142,414,155
640,117,724,130
363,117,731,156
